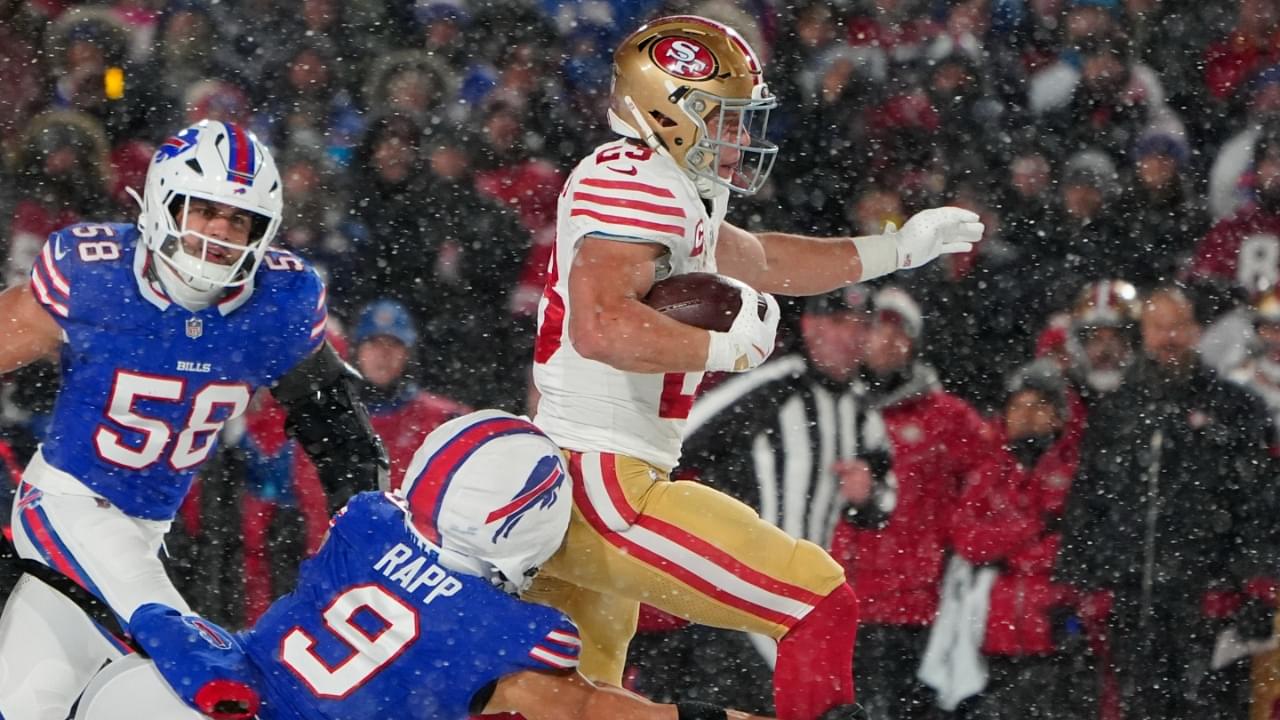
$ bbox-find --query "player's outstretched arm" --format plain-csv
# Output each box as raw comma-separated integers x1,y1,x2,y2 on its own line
569,236,723,374
716,208,984,296
485,669,773,720
0,283,64,375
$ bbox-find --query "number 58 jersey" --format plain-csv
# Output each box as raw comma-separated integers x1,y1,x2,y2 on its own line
242,492,581,720
27,222,326,520
533,139,730,471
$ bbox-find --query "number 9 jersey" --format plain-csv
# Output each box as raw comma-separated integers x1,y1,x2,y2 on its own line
241,492,580,720
532,139,730,471
27,222,327,520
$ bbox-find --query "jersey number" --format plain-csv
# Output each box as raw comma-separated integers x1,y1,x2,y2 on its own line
70,224,121,262
281,584,420,699
659,372,699,419
94,371,251,470
1238,233,1280,294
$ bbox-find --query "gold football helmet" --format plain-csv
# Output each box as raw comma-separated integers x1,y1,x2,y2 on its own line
609,15,777,196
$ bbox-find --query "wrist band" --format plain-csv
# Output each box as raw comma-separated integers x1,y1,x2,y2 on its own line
676,700,729,720
852,235,898,281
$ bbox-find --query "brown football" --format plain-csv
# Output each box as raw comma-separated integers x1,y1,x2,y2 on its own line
642,272,758,333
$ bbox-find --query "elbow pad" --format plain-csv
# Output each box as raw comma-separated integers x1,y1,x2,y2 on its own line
273,342,389,511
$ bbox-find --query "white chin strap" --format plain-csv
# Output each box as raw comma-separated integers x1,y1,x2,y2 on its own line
613,97,718,199
153,248,226,311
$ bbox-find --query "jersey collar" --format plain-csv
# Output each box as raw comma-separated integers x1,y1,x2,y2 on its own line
132,241,173,311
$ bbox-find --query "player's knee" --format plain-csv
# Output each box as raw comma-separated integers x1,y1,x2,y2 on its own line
791,539,847,594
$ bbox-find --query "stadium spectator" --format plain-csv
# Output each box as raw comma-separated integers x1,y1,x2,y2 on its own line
1208,69,1280,222
416,128,534,409
949,360,1096,719
1122,129,1206,288
6,111,114,288
1056,285,1277,719
258,37,363,166
1228,286,1280,440
1063,279,1144,405
352,299,469,486
828,287,996,720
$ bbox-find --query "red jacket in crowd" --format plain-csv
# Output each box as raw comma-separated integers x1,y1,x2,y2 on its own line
1190,205,1280,295
1204,28,1280,102
951,427,1081,656
829,367,996,626
369,390,471,489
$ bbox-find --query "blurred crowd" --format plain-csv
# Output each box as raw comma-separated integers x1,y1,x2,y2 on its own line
3,0,1280,718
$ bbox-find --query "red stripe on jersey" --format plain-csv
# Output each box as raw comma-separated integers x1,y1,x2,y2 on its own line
597,454,640,526
573,192,686,219
29,267,70,318
633,512,826,606
41,244,71,296
529,646,578,669
570,209,684,237
579,178,677,198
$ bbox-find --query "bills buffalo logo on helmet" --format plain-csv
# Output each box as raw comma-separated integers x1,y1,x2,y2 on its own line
485,455,565,543
651,36,717,81
155,127,201,163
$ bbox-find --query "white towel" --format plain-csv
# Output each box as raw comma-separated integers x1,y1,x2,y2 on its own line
917,556,999,710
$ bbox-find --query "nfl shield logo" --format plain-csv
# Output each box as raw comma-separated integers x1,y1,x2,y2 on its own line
185,317,203,339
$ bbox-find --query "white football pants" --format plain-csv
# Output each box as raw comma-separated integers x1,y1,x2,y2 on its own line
0,449,190,720
72,655,201,720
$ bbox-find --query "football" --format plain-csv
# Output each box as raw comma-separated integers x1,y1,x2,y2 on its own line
642,272,758,333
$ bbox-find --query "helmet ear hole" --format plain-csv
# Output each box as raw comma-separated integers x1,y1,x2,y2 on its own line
650,110,678,128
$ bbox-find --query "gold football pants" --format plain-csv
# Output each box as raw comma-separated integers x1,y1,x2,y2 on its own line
523,450,846,684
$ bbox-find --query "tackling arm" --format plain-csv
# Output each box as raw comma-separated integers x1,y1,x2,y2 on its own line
484,669,772,720
0,283,64,375
272,342,389,512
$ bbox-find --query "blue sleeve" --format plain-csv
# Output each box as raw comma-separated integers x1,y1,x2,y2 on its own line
129,603,261,718
515,606,582,673
258,251,328,381
28,223,130,330
28,227,86,327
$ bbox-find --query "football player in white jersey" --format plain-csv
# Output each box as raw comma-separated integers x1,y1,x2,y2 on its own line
529,16,982,720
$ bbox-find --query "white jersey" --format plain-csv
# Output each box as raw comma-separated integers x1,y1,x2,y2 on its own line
533,139,730,470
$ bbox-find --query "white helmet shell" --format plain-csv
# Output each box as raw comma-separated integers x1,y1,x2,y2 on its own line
137,120,282,309
398,410,570,594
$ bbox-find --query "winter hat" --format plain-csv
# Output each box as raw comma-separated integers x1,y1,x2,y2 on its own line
1006,358,1070,420
872,286,923,341
1134,129,1190,168
1062,149,1120,198
354,299,418,349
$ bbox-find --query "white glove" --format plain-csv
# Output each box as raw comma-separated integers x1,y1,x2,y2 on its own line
889,206,984,269
852,206,984,280
705,281,780,373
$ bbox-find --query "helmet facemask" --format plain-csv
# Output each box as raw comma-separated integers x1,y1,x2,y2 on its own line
154,193,275,300
681,87,777,195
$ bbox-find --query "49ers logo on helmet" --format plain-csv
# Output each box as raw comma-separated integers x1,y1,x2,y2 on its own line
651,37,717,81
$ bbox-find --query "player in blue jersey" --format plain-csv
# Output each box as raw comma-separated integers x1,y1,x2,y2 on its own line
70,410,771,720
0,119,388,718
